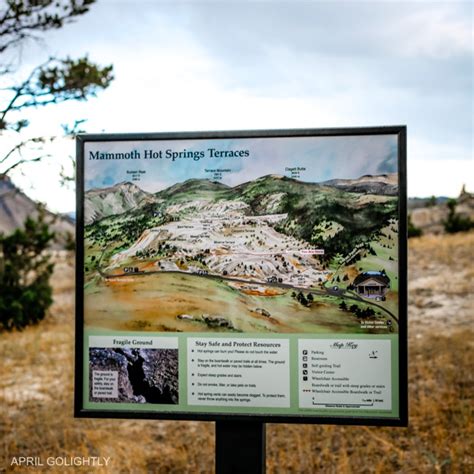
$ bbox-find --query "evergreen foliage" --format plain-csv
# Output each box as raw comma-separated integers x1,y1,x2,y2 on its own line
347,303,376,318
0,1,113,329
339,300,348,311
0,211,55,330
444,199,473,234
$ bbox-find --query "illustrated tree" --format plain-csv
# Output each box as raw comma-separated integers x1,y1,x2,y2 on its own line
0,0,113,330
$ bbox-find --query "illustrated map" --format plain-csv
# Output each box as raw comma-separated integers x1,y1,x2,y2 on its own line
83,136,399,334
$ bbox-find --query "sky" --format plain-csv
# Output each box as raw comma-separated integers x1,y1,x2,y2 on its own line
1,0,472,212
83,134,398,192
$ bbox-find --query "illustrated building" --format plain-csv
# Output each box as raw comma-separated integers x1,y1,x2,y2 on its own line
353,271,390,298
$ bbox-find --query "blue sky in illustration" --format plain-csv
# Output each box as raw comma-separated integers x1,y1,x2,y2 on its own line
84,134,397,192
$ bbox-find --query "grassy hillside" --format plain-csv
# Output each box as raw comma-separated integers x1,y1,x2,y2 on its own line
85,175,398,272
238,175,397,264
155,178,233,202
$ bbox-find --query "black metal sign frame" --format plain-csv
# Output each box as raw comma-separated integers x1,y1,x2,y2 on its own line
75,126,407,427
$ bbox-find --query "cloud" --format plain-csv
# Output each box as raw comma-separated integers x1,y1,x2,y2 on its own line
179,1,472,151
5,0,472,211
408,159,474,197
392,5,473,58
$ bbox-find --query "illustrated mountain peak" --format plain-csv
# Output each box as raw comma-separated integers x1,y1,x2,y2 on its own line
321,173,398,195
84,180,151,224
261,173,285,180
86,180,146,195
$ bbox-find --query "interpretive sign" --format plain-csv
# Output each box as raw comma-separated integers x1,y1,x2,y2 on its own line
75,127,407,426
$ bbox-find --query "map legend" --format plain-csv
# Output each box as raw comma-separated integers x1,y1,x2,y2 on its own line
298,339,392,410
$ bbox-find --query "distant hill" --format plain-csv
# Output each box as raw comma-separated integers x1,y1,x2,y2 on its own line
408,197,449,210
0,175,75,247
85,181,153,224
409,186,474,235
156,178,230,198
154,178,232,204
85,174,399,227
85,173,398,265
321,174,398,196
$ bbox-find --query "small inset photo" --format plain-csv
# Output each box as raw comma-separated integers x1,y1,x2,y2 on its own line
89,347,178,404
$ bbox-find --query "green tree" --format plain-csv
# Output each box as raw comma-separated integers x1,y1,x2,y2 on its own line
339,300,347,311
349,304,359,313
0,210,54,330
0,1,113,330
443,199,473,234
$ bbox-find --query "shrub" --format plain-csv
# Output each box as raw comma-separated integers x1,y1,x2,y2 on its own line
0,213,55,331
444,199,473,234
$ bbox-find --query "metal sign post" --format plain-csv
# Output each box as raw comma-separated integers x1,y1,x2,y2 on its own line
216,421,266,474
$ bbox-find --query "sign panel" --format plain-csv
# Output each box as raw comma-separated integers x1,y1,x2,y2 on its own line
75,127,407,425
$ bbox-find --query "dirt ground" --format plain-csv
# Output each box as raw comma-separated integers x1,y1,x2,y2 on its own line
1,231,473,473
408,231,474,337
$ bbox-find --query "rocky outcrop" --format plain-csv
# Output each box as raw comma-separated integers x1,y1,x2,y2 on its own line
89,348,178,404
0,175,74,247
410,187,474,235
410,206,450,235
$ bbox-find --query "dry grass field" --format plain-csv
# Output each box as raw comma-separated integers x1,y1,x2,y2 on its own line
1,231,473,473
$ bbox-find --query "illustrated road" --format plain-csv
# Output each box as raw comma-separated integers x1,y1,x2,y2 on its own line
96,248,398,324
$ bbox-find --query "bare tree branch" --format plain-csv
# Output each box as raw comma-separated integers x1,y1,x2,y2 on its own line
1,57,113,132
0,1,96,55
0,59,51,123
0,1,113,180
1,154,47,176
0,136,50,165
